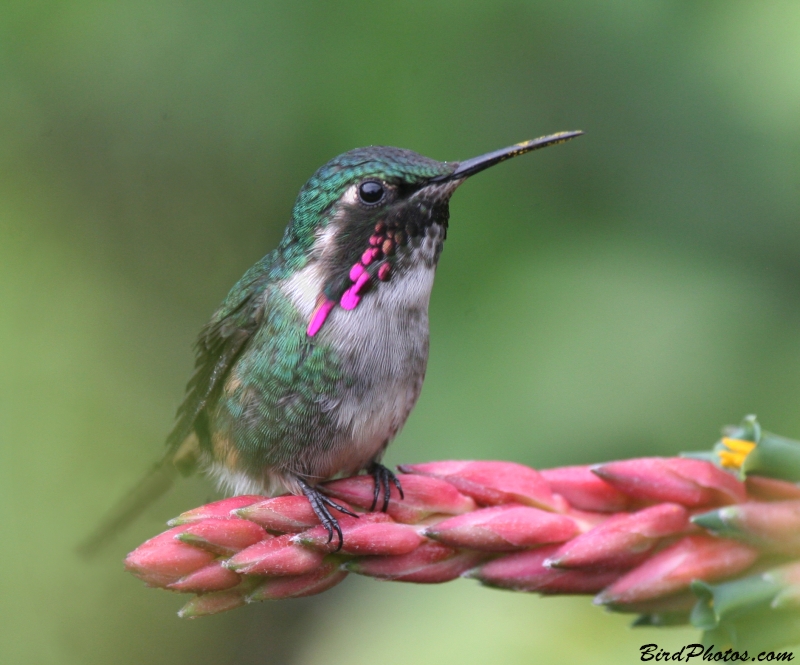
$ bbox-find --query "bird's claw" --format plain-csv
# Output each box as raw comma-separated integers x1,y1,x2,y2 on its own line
368,462,404,513
298,479,358,551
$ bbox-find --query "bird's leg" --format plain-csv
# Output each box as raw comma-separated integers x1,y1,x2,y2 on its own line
368,462,405,513
298,478,358,552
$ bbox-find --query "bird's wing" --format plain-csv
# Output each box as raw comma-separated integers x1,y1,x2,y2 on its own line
166,267,270,465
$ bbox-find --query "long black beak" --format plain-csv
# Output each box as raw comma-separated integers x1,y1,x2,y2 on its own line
431,130,583,182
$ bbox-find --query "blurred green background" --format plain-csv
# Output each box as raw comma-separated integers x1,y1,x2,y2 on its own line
3,1,800,663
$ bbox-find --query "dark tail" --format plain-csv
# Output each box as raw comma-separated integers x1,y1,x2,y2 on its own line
76,454,178,559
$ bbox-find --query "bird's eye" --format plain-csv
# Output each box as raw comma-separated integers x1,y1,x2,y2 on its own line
358,180,385,205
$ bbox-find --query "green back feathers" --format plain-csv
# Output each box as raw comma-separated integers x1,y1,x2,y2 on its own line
217,285,344,465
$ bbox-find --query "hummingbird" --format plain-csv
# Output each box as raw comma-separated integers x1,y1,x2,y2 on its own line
79,131,582,555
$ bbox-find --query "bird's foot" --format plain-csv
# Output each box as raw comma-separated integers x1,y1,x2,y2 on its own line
298,478,358,552
368,462,404,513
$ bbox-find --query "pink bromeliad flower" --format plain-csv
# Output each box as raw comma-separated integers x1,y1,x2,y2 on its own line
124,416,800,653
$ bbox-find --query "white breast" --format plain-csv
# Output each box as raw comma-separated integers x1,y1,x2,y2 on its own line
323,259,434,437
